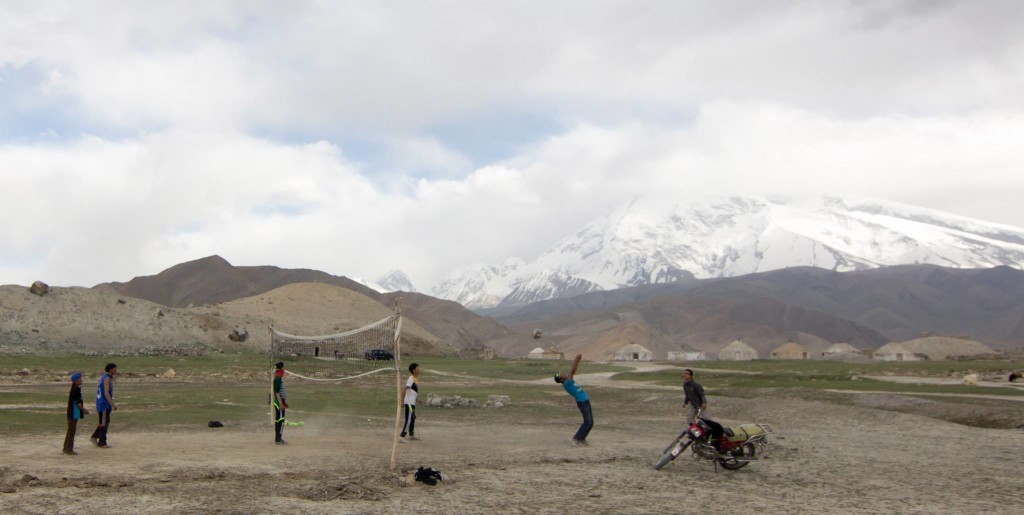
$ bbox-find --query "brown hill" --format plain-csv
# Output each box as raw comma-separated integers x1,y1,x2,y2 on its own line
101,255,379,307
99,256,530,355
0,282,451,356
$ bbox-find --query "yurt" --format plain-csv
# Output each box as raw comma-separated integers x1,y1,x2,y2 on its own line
821,342,860,357
527,347,546,360
771,342,809,360
668,343,708,362
718,340,758,361
614,343,653,361
872,342,922,362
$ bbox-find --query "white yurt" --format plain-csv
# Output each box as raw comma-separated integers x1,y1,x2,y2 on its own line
872,342,923,362
614,343,653,361
771,342,809,360
527,347,546,360
821,342,860,357
718,340,758,361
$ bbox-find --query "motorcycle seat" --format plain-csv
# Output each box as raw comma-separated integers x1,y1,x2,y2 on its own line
723,428,734,437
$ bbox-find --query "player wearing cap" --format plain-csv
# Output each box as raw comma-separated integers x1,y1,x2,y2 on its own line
273,362,289,445
62,372,89,455
554,354,593,446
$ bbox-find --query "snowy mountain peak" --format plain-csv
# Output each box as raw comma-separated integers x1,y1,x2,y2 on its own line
431,196,1024,309
375,270,417,293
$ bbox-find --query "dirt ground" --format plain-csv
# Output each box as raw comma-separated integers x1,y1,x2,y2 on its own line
3,384,1024,515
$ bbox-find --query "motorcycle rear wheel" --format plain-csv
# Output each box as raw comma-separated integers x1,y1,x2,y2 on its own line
718,442,755,470
654,440,691,470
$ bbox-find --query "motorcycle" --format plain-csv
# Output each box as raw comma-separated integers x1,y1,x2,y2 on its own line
654,410,773,471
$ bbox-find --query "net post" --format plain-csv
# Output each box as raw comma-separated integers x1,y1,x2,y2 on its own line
390,298,403,471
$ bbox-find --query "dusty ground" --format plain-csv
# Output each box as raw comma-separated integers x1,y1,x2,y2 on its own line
3,366,1023,514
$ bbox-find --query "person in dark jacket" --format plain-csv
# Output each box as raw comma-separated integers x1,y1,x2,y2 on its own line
63,372,89,455
682,368,707,423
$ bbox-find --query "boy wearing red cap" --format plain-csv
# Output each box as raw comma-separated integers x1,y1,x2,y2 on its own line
273,362,289,445
63,372,89,455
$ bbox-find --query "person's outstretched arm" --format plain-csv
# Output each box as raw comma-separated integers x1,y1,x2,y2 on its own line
567,354,582,379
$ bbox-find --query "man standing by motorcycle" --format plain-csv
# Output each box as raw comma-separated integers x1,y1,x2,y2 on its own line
682,368,707,423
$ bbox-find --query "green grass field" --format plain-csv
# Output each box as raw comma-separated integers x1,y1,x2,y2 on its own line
3,354,1022,436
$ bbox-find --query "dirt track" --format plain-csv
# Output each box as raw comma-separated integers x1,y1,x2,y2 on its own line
3,385,1023,514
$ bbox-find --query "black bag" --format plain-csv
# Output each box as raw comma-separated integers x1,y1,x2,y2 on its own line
208,420,224,428
414,466,444,485
699,417,725,439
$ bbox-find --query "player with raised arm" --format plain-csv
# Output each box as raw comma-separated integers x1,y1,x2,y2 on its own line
554,354,593,446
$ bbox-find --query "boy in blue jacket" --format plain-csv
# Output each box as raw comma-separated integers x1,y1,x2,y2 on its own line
554,354,593,446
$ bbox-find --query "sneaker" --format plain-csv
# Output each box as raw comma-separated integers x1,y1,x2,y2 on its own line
89,437,99,446
62,450,78,455
274,440,287,446
570,438,581,446
578,440,589,446
408,435,420,441
97,444,111,449
399,438,408,444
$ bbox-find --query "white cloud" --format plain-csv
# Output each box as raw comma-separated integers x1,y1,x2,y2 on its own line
2,1,1024,289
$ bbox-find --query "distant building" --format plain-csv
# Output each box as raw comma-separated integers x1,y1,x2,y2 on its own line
872,342,923,362
527,347,564,360
719,340,758,361
821,342,860,357
771,342,809,360
613,343,653,361
458,346,494,360
667,351,708,362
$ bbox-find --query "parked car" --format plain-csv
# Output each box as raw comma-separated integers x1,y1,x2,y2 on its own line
364,349,394,360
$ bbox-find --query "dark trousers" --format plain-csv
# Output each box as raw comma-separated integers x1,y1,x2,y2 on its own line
63,418,78,452
274,405,285,442
401,404,416,437
574,400,593,442
91,410,111,446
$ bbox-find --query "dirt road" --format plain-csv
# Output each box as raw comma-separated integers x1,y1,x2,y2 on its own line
3,385,1022,514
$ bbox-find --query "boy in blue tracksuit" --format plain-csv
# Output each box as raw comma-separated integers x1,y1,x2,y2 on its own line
90,363,118,448
555,354,593,446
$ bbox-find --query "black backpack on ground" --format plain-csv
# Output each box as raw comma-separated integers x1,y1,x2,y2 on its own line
415,466,444,485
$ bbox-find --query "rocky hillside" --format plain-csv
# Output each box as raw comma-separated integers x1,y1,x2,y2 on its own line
96,255,533,356
0,282,451,356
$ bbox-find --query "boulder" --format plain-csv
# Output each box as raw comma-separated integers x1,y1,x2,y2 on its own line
161,369,176,379
28,281,49,296
228,328,248,342
961,373,978,386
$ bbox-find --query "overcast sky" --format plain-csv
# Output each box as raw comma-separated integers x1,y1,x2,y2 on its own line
2,1,1023,290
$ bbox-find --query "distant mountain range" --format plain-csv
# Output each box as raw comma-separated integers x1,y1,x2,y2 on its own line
4,255,1020,358
492,264,1024,357
431,196,1024,310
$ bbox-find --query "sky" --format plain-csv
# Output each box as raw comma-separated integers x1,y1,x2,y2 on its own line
2,1,1024,290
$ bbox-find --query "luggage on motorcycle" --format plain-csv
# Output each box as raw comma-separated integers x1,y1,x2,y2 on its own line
724,423,767,443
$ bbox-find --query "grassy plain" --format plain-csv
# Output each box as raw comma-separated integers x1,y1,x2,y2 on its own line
2,354,1022,437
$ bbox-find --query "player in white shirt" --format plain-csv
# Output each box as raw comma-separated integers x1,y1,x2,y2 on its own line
400,363,420,442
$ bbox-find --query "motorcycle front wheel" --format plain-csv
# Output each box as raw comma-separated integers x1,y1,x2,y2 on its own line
654,439,691,470
718,442,755,470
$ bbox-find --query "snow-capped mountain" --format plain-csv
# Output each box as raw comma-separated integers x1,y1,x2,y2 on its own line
432,196,1024,309
375,270,417,293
